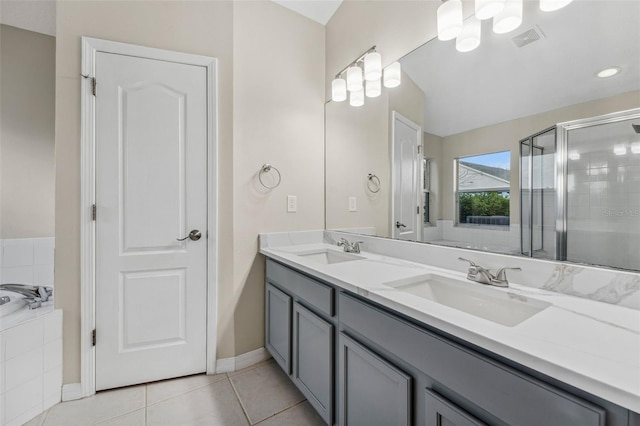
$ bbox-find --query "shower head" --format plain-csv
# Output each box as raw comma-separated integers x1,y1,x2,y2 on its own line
633,123,640,133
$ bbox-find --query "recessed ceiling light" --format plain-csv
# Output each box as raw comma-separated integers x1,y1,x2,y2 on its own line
596,66,621,78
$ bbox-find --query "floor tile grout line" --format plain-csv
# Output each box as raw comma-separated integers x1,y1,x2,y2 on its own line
143,374,229,408
227,374,254,425
253,400,308,425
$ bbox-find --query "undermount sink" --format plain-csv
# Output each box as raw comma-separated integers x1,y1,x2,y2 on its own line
387,273,550,327
296,249,365,265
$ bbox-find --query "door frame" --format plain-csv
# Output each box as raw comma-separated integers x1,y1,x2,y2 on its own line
80,37,218,397
390,111,423,240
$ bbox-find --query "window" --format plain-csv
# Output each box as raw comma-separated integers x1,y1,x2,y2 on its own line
423,157,431,225
456,151,510,226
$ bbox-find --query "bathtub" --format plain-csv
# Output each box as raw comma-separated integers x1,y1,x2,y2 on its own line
0,292,62,426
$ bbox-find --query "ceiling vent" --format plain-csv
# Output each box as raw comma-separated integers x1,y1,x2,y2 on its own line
511,26,545,48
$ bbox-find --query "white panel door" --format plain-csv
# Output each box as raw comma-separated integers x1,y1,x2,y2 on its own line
95,52,208,390
392,112,422,241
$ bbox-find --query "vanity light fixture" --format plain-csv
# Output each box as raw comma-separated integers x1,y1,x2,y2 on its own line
346,65,363,92
631,143,640,154
475,0,505,20
539,0,573,12
493,0,523,34
437,0,464,41
568,151,580,161
456,17,482,52
383,62,402,88
331,77,347,102
366,78,382,98
596,66,621,78
350,87,365,107
331,46,394,106
613,144,627,156
364,52,382,81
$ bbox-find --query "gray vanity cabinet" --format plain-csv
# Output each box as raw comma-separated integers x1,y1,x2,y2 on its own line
265,283,292,373
339,332,412,426
424,389,486,426
293,302,334,424
265,258,638,426
265,259,336,425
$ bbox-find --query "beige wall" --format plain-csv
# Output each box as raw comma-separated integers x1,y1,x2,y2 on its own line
1,25,55,239
440,91,640,223
55,0,325,385
232,1,325,356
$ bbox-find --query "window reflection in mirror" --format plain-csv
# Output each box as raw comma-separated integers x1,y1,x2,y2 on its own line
455,151,511,227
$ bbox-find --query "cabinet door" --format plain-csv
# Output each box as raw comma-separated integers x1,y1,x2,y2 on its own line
425,389,487,426
293,302,333,425
339,332,412,426
265,283,292,374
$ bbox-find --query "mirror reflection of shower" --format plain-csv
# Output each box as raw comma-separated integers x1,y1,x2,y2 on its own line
520,109,640,270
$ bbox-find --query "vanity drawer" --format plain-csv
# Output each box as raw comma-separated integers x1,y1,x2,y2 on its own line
339,292,605,426
266,259,334,317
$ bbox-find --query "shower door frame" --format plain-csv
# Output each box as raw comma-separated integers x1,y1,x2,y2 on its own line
519,126,555,258
556,108,640,262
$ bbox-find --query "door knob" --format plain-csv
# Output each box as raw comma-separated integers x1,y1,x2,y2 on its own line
177,230,202,241
396,221,407,229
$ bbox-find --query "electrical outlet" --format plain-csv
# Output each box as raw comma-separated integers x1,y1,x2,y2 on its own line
348,196,357,212
287,195,297,213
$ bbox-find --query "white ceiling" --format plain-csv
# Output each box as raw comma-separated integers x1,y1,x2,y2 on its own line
271,0,342,25
401,0,640,137
0,0,56,36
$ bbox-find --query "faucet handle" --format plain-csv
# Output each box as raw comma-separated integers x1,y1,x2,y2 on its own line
458,257,478,267
352,241,364,253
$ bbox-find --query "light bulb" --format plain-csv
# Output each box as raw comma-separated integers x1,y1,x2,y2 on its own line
366,78,381,98
539,0,573,12
632,143,640,154
613,145,627,156
456,17,481,52
350,88,364,107
493,0,523,34
364,52,382,81
475,0,505,20
437,0,463,41
383,62,401,88
331,77,347,102
346,65,363,92
568,151,580,161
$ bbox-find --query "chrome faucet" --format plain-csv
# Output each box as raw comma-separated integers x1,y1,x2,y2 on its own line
337,238,364,254
458,258,521,288
0,284,53,309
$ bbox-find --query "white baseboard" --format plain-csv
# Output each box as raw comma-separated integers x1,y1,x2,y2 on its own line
215,347,271,373
62,383,83,401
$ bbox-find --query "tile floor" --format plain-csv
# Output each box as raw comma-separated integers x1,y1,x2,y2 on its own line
22,359,325,426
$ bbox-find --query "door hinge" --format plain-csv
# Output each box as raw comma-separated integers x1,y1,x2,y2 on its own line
91,77,97,96
418,145,422,154
417,206,420,214
92,204,97,221
92,329,96,346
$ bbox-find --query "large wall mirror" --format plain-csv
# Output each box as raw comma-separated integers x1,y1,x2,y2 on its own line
325,0,640,271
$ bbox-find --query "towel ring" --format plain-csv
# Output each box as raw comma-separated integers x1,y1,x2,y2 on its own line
367,173,381,193
259,164,281,189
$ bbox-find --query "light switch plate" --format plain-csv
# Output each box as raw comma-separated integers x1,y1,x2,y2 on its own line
287,195,297,212
348,196,357,212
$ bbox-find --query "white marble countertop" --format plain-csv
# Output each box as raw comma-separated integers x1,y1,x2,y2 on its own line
260,241,640,413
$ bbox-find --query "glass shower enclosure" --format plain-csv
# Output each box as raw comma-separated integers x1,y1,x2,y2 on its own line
520,108,640,270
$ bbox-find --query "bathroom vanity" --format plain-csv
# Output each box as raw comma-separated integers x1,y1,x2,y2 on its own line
260,232,640,426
